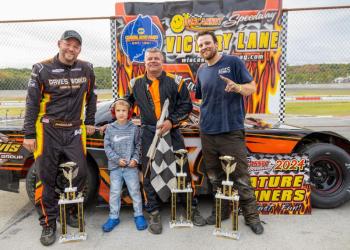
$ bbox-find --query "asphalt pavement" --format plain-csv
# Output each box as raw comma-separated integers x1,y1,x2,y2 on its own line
0,182,350,250
0,88,349,249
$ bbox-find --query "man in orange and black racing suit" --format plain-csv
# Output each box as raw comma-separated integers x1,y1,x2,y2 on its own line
127,47,206,235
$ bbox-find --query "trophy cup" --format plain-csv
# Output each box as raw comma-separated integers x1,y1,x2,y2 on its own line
213,156,240,240
58,162,87,243
170,149,193,228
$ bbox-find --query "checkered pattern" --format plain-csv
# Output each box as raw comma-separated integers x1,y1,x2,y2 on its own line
279,11,288,124
110,18,118,99
150,132,177,202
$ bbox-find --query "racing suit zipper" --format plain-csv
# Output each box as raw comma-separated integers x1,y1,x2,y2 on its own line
65,67,73,121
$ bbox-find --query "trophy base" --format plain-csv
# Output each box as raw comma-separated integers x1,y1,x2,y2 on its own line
59,232,87,243
222,180,233,186
171,188,192,193
169,220,193,228
213,229,240,240
215,193,239,201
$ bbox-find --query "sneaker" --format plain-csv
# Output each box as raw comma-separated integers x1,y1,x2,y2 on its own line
247,222,264,235
206,211,230,225
57,213,81,228
134,215,148,230
66,213,79,228
191,207,206,226
40,225,56,246
148,211,162,234
102,218,120,232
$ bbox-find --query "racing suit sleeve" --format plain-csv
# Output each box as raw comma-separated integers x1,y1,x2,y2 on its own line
168,78,193,126
103,125,120,163
23,64,43,139
126,78,137,117
131,126,141,163
195,76,202,99
195,64,205,100
127,78,136,106
84,63,97,126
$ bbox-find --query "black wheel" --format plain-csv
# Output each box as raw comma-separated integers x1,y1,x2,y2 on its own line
25,160,99,206
83,159,99,206
301,143,350,208
25,161,38,205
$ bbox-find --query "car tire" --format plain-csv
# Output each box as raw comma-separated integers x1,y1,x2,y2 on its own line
301,143,350,208
25,160,38,205
25,160,99,206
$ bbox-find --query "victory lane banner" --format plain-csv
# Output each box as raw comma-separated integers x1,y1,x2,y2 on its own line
248,154,311,215
114,0,283,114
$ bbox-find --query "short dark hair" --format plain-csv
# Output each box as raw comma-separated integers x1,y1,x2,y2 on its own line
196,31,217,43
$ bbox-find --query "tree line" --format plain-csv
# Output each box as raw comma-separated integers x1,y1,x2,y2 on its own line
0,67,112,90
287,64,350,84
1,64,349,90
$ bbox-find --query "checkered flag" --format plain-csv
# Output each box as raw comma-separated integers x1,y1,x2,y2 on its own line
150,132,177,202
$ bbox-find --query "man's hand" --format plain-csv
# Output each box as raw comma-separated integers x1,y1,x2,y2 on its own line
98,124,108,135
129,159,138,168
157,119,172,136
23,139,36,153
86,125,96,135
119,159,127,167
220,75,241,93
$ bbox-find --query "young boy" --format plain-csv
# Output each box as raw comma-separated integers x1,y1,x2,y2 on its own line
102,98,147,232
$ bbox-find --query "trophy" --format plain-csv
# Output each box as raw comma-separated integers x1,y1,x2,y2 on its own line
213,156,240,240
58,162,87,243
170,149,193,228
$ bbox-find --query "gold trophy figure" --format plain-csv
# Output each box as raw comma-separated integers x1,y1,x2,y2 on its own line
213,156,240,239
58,162,87,243
170,149,193,228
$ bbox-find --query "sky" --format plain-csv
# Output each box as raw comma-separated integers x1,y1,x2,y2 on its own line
1,0,350,67
1,0,350,20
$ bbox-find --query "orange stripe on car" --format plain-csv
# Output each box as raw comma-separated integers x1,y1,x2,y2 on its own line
246,137,298,153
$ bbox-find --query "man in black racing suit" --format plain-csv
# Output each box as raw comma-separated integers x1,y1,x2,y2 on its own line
23,30,97,246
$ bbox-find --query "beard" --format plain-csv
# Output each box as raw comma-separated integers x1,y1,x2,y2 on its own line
201,48,217,60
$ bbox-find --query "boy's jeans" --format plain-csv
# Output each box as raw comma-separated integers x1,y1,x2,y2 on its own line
109,167,143,219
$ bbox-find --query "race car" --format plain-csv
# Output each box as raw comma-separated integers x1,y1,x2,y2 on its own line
1,100,350,211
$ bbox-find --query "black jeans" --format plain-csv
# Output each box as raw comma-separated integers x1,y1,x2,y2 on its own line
200,130,260,224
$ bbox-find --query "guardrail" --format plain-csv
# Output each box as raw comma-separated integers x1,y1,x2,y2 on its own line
286,96,350,102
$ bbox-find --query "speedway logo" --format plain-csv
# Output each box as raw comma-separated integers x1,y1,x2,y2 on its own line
248,159,271,172
222,11,278,28
120,15,163,63
170,13,223,33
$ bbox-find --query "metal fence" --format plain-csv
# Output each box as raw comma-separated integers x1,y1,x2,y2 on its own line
285,6,350,84
0,17,114,121
0,18,113,90
1,6,350,120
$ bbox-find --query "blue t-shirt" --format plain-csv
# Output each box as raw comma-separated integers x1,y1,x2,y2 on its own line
195,54,253,134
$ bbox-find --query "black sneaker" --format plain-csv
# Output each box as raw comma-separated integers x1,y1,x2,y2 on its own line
248,222,264,235
206,211,230,225
191,207,206,226
57,213,81,228
40,225,56,246
66,213,79,228
148,211,162,234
